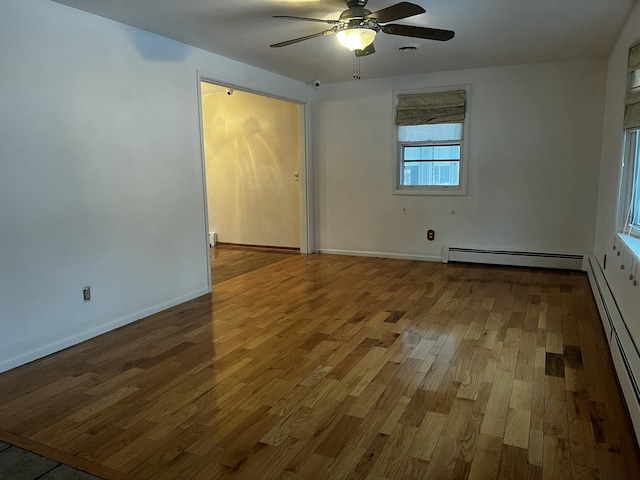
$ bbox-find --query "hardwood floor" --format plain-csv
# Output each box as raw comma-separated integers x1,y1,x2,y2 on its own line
0,252,638,479
210,245,298,285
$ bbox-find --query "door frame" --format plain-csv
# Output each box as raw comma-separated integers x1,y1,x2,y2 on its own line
196,70,314,290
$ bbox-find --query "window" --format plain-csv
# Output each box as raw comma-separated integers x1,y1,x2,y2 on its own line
618,44,640,238
394,88,469,195
399,124,461,187
620,129,640,237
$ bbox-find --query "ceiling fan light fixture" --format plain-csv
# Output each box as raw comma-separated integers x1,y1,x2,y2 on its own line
336,27,377,51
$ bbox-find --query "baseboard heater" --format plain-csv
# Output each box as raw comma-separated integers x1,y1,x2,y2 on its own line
444,247,584,270
586,255,640,437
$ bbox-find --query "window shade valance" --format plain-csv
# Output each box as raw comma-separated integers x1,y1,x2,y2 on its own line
395,90,466,126
625,44,640,129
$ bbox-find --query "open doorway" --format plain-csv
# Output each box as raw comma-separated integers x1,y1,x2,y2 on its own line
200,81,306,260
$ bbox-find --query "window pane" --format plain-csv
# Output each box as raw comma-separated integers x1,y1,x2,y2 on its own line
426,144,460,160
631,70,640,90
403,164,419,185
402,144,460,162
398,123,462,142
402,161,460,186
404,146,422,161
631,131,640,227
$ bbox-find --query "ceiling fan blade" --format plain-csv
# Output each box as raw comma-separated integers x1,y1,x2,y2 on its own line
270,29,335,48
355,43,375,57
382,24,455,41
273,15,338,25
366,2,425,23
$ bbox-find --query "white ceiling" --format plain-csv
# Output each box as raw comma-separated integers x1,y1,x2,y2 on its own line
52,0,637,84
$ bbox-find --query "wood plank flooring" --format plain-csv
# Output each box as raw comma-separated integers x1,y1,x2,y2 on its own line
0,252,639,479
210,245,298,285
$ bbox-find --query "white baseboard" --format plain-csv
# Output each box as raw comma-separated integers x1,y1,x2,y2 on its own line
586,254,640,438
0,286,210,374
318,249,442,262
444,246,584,270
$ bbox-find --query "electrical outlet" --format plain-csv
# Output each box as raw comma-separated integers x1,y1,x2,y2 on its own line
83,286,91,302
427,229,435,241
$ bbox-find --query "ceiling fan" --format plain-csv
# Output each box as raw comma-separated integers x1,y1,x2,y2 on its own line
270,0,454,57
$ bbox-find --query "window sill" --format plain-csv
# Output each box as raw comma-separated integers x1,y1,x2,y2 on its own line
618,232,640,263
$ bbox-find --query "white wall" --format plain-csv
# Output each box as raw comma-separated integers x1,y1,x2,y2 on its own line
594,2,640,334
0,0,310,372
313,59,607,260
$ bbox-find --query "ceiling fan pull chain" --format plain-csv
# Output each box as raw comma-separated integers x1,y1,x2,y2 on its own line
353,56,361,80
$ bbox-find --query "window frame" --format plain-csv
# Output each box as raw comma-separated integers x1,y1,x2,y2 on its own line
399,137,462,187
619,128,640,238
392,85,471,196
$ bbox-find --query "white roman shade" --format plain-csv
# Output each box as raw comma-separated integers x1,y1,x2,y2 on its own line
396,90,466,126
625,44,640,129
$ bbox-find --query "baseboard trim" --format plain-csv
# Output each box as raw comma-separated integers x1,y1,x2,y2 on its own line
216,242,300,253
0,286,211,374
318,249,442,262
444,246,584,270
585,254,640,438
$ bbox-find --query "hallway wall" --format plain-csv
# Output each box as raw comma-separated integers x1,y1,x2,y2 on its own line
201,86,300,248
